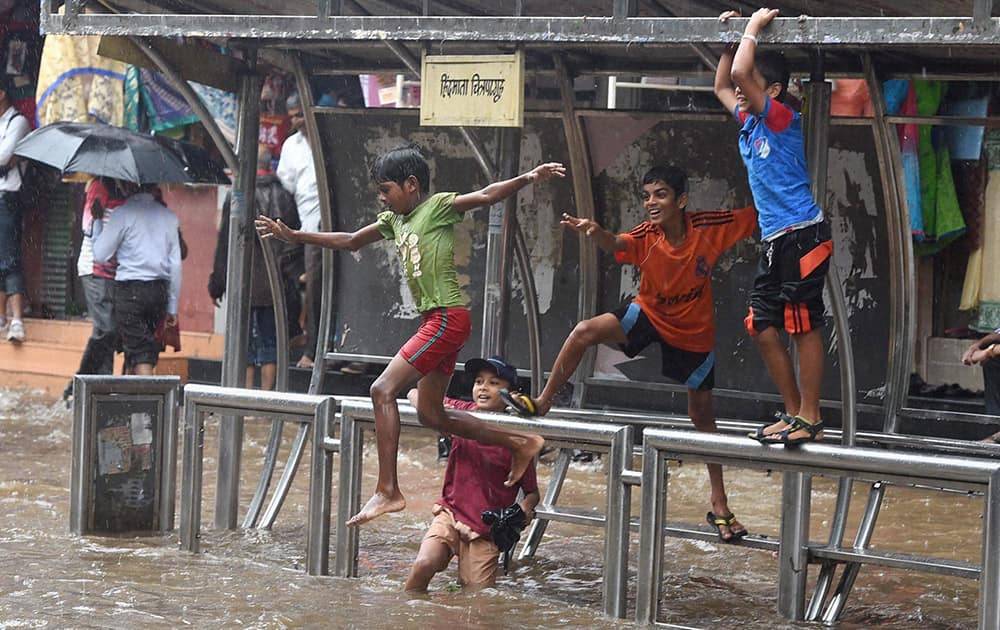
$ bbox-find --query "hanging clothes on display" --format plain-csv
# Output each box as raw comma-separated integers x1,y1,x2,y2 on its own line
958,157,988,311
971,130,1000,331
913,81,966,256
884,80,925,241
35,32,125,126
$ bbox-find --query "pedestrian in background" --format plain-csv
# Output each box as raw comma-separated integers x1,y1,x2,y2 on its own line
0,75,31,343
210,144,300,390
91,183,181,375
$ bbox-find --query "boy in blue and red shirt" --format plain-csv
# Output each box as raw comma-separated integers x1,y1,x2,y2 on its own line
714,7,833,445
405,356,539,591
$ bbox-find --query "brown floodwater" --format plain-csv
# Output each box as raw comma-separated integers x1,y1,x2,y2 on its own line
0,387,985,629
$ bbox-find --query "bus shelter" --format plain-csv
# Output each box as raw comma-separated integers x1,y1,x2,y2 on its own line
41,1,1000,624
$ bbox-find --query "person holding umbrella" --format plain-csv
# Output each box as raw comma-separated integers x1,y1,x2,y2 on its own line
90,183,182,375
0,75,31,343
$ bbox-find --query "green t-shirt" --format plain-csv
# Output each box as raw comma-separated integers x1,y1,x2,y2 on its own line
375,192,467,313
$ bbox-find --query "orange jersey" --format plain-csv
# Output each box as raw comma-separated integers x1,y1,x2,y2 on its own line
614,206,756,352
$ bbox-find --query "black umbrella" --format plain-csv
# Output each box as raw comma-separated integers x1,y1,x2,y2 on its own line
14,122,230,185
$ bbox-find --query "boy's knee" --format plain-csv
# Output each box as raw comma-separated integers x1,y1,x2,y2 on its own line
569,320,599,346
416,404,447,429
369,380,396,404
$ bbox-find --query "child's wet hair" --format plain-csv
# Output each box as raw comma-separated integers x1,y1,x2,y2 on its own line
756,51,790,102
370,144,430,193
641,165,688,197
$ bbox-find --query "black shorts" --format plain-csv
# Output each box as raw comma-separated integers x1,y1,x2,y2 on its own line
746,221,832,336
611,301,715,391
114,279,168,367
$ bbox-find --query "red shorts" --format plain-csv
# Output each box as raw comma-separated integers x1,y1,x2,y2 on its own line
399,307,471,376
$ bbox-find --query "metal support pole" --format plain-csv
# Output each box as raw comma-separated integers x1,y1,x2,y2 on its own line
979,470,1000,630
603,426,633,618
69,378,92,535
974,0,995,29
179,405,204,553
306,399,336,576
481,128,520,356
554,53,599,405
803,50,858,620
159,385,180,532
335,411,363,577
613,0,638,18
215,65,261,530
777,471,812,621
635,441,666,625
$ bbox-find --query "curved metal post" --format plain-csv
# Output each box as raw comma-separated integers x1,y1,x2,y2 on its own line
242,238,290,528
258,423,311,529
554,53,599,406
292,53,337,396
822,482,885,623
864,52,916,434
247,53,335,530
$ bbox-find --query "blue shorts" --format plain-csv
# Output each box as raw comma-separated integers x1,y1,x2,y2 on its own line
247,306,278,366
611,301,715,391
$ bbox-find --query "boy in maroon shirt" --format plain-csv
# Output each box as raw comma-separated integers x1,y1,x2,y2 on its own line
405,356,540,591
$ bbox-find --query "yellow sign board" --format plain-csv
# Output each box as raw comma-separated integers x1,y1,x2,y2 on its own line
420,52,525,128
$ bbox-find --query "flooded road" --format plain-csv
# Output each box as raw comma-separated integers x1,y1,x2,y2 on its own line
0,387,985,628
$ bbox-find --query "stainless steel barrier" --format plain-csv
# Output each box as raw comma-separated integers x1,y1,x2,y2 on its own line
318,399,634,618
636,429,1000,629
178,384,337,571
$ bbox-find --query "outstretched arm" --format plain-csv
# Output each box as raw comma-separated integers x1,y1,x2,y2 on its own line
561,213,625,253
452,162,565,213
255,215,382,251
714,11,741,113
731,7,780,115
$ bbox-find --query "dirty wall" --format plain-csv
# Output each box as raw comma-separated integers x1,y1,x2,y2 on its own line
319,110,890,422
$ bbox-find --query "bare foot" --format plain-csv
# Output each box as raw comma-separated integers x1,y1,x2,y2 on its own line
980,431,1000,444
505,434,545,487
346,491,406,527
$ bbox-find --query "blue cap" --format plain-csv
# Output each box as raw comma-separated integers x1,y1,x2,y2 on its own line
464,356,518,388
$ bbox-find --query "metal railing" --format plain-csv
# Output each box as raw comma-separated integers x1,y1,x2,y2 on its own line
178,384,337,562
636,428,1000,629
312,399,635,618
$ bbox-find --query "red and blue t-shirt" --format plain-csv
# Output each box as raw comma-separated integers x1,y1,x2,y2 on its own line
735,96,823,241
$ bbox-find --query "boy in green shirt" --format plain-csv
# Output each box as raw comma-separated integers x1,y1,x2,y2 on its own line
257,145,562,526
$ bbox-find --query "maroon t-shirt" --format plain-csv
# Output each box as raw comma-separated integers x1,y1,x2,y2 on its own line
438,397,539,537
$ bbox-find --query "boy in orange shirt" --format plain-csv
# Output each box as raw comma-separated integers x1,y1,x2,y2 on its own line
503,165,755,541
